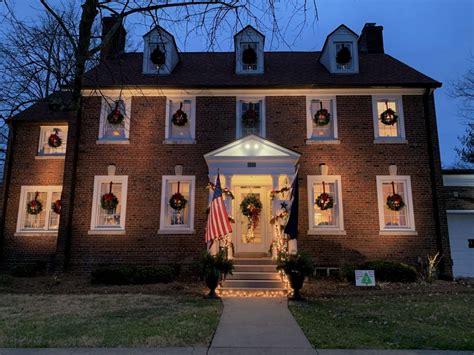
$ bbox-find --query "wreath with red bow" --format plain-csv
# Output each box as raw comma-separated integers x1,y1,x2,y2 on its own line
52,199,61,215
169,182,187,211
240,194,262,229
380,101,398,126
313,102,331,126
48,128,62,148
315,182,334,210
101,182,119,213
172,102,188,126
26,192,43,215
387,182,405,211
107,101,125,125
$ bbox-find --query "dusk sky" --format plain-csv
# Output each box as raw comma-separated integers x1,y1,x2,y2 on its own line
2,0,473,167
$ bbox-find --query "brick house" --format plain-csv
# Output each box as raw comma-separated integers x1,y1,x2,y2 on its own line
0,22,453,278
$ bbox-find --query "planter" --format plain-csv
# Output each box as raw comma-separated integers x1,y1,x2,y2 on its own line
205,270,221,299
288,272,305,300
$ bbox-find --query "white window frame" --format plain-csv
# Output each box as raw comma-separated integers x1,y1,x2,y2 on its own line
372,95,406,143
236,97,266,139
159,175,196,234
376,175,416,235
97,96,132,143
305,96,339,143
37,126,68,158
164,96,196,143
90,175,128,233
16,185,62,235
307,175,345,235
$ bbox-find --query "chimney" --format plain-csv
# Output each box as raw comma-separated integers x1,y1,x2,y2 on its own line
100,16,126,61
358,23,384,54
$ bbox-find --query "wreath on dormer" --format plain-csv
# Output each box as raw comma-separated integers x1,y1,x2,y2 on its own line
313,102,331,126
48,128,62,148
27,192,43,215
107,101,125,125
380,101,398,126
336,44,352,65
150,46,166,67
315,182,334,210
242,103,259,127
386,182,405,211
172,102,188,126
242,47,257,65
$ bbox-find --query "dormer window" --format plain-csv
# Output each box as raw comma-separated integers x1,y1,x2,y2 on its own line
335,42,353,70
234,25,265,75
143,26,179,75
241,43,258,71
320,25,359,74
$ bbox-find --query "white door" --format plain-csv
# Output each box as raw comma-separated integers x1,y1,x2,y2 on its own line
234,186,270,254
447,213,474,278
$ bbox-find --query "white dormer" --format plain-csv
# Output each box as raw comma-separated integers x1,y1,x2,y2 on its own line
234,25,265,75
320,25,359,74
143,26,179,75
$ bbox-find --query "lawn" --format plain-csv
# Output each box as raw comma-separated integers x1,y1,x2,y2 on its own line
0,278,222,348
290,283,474,350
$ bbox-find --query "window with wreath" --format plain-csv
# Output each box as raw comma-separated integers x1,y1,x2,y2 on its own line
306,97,337,141
237,98,265,138
376,175,416,233
159,176,195,233
372,96,406,141
307,176,345,234
241,42,258,71
90,175,128,231
16,186,62,233
38,126,68,156
165,98,195,142
335,42,353,71
98,96,131,141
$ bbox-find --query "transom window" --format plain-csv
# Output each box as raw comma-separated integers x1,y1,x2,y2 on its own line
306,97,338,140
38,126,68,156
237,98,265,138
90,175,128,231
376,175,416,233
99,96,131,141
159,175,195,233
372,96,406,141
307,176,345,234
165,97,196,142
16,186,62,233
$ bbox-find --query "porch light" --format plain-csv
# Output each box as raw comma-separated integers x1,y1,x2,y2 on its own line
245,143,251,149
254,143,259,149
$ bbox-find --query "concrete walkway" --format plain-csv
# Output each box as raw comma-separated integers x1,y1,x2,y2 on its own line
208,297,316,354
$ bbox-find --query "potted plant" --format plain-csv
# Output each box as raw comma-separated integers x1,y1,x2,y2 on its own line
277,252,314,300
197,250,234,299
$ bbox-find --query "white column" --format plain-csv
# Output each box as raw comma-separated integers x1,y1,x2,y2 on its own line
271,175,279,217
288,239,298,255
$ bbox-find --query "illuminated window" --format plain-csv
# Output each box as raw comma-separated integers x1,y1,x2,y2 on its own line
237,98,265,138
372,96,406,141
98,96,131,142
38,126,68,156
90,175,128,231
165,97,195,142
306,97,338,141
307,175,345,234
376,175,416,233
16,186,62,233
159,175,195,233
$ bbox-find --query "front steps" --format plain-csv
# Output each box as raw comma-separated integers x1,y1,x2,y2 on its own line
219,257,287,297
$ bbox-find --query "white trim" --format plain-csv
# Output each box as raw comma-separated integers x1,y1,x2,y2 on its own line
165,96,196,141
88,230,127,235
305,139,341,145
98,96,132,140
159,175,196,233
16,185,62,234
307,175,345,233
90,175,128,232
236,97,265,138
307,230,347,235
373,138,408,144
379,231,419,236
14,232,58,237
96,139,130,145
447,210,474,214
376,175,416,233
306,96,338,140
443,175,474,187
35,155,66,160
372,95,406,141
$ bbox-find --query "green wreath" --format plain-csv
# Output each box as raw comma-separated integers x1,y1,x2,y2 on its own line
240,194,262,217
172,102,188,126
48,129,62,148
387,194,405,211
101,192,119,211
315,192,334,210
27,199,43,215
380,108,398,126
313,108,331,126
169,192,187,211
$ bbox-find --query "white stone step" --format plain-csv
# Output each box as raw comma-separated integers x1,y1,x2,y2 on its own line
233,264,277,273
232,258,276,266
223,279,285,289
227,271,281,280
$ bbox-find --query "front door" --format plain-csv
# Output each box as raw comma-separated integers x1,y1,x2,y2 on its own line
234,186,270,254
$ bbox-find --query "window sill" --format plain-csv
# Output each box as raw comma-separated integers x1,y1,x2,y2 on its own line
307,229,347,236
35,155,65,160
96,139,130,145
163,139,196,145
158,229,196,235
373,138,408,144
14,232,58,237
305,139,340,145
379,230,418,236
88,230,126,235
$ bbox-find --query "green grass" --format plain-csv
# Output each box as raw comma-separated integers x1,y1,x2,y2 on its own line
290,293,474,350
0,294,222,347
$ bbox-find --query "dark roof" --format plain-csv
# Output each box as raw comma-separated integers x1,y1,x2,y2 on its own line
83,51,441,89
12,92,75,122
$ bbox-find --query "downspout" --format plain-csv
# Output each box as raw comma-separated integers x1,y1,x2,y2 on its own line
0,119,16,268
422,88,448,278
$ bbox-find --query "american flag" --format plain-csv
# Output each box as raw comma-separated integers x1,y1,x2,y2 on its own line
205,174,232,244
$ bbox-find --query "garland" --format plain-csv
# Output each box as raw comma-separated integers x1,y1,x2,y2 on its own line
52,199,61,215
240,194,262,242
107,101,125,125
380,101,398,126
172,102,188,126
315,182,334,210
387,182,405,211
26,192,43,215
313,102,331,126
169,182,187,211
206,182,234,199
242,103,259,126
48,128,62,148
150,46,166,67
101,182,119,213
270,202,289,225
270,186,290,200
336,44,352,65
